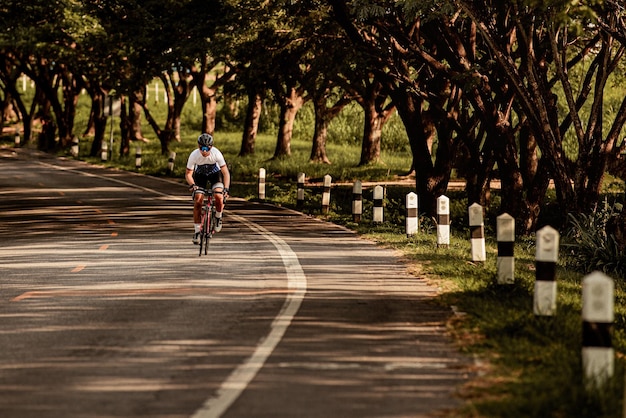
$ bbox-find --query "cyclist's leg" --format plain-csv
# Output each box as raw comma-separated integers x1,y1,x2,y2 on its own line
192,189,205,244
192,172,209,242
209,173,225,232
193,191,204,222
209,172,225,213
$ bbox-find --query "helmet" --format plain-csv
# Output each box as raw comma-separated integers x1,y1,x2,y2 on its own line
197,133,214,148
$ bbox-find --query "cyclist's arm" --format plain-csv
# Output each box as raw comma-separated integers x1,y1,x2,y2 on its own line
220,164,231,195
185,167,196,188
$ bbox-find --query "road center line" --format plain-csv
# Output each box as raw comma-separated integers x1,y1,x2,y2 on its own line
71,265,86,273
37,160,308,417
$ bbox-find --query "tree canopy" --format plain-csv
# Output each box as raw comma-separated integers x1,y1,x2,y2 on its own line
2,0,626,235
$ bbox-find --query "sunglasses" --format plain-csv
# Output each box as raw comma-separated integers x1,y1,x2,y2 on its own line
200,146,211,152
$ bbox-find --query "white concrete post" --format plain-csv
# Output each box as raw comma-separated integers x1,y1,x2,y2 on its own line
14,132,20,147
101,141,108,162
468,203,486,262
373,185,384,223
297,172,305,209
322,174,332,214
436,195,450,248
258,168,266,201
582,271,614,387
135,146,142,169
534,226,559,316
154,82,159,103
70,136,79,157
167,151,176,173
496,213,515,284
352,180,362,223
406,192,418,237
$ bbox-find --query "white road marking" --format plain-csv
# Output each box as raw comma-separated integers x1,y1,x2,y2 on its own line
34,159,308,417
191,213,306,418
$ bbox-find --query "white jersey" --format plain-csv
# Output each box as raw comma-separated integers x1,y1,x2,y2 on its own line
186,147,226,175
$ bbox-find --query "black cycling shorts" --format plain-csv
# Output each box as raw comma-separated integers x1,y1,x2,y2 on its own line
193,170,223,190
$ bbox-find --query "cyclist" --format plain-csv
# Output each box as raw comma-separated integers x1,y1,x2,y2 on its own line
185,133,231,244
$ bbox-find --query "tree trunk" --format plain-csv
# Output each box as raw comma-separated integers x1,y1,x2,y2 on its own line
118,96,130,157
391,89,446,217
128,93,146,141
359,100,382,165
26,61,79,150
58,67,81,148
496,135,525,220
171,71,192,141
88,91,107,157
2,91,17,123
310,95,332,164
0,75,31,144
134,82,176,155
239,88,263,156
90,115,107,158
310,115,331,164
30,86,54,151
191,57,235,135
357,79,395,166
518,126,550,232
200,84,217,134
309,90,351,164
137,73,190,155
273,87,304,159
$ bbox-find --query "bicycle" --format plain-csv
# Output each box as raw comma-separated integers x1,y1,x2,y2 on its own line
195,187,217,256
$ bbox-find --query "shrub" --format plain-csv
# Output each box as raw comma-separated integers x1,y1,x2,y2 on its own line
562,201,626,279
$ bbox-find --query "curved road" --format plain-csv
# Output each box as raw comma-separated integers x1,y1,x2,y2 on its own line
0,148,471,417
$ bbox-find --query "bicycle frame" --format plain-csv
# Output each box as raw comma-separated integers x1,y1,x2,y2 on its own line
196,187,216,256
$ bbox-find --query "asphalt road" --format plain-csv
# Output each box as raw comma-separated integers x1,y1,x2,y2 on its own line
0,148,472,418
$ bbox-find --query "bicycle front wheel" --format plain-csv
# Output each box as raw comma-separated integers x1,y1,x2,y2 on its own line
203,206,212,255
207,205,217,249
199,208,209,257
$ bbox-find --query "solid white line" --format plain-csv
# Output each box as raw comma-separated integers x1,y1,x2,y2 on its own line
191,212,306,418
35,159,308,417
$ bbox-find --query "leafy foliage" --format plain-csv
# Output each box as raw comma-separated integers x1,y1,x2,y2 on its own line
562,201,626,279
